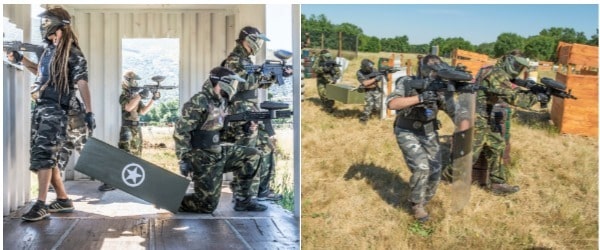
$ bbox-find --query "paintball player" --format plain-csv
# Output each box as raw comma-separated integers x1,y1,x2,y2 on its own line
98,70,160,191
472,52,548,195
312,49,341,113
356,59,383,124
221,26,287,201
7,34,91,191
21,7,94,221
174,67,267,213
386,55,457,222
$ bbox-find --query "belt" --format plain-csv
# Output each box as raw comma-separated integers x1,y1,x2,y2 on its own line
122,120,140,126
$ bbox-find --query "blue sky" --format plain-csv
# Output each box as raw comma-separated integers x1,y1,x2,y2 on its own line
301,4,599,45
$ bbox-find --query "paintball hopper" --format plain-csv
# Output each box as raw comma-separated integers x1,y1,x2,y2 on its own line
430,62,473,82
260,101,289,110
151,75,166,83
541,77,566,91
274,50,292,61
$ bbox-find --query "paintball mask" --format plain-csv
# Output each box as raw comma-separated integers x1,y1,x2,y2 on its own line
39,12,70,40
419,55,445,78
504,55,529,78
360,59,375,74
239,26,270,55
209,67,245,101
123,70,141,88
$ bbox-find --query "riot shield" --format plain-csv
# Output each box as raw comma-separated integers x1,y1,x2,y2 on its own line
449,91,476,212
75,137,190,213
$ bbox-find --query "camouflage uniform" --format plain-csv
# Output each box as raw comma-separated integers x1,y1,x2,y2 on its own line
56,94,89,170
356,69,383,121
30,44,88,172
473,65,539,186
387,76,455,206
118,83,146,157
174,79,260,213
221,44,278,198
312,52,341,110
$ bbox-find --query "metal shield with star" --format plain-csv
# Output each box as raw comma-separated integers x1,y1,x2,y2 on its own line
75,137,190,213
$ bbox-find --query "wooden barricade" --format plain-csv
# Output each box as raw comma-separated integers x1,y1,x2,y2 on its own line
451,49,497,73
550,42,598,137
537,61,554,71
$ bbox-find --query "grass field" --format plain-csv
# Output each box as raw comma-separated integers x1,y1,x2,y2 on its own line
301,52,598,249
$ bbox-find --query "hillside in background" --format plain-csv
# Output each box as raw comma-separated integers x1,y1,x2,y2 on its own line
301,52,598,249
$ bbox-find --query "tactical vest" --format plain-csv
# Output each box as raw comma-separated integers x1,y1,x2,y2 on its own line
190,97,227,152
394,86,440,135
36,45,74,109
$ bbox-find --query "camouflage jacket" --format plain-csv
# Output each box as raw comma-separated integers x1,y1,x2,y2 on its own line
36,43,88,106
119,88,146,122
475,66,538,120
312,56,341,83
356,69,381,91
222,44,274,104
173,79,227,159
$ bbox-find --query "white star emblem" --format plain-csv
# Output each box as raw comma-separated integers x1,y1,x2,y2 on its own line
121,163,146,187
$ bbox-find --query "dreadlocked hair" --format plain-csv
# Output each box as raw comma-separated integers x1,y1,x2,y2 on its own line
45,7,81,97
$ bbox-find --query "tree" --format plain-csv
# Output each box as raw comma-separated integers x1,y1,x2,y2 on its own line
409,44,430,54
475,42,495,57
587,29,598,46
335,22,363,51
381,36,409,53
441,37,474,57
524,35,556,61
539,27,588,44
494,33,525,57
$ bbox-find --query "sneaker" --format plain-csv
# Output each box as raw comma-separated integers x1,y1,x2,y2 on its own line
98,183,116,191
21,200,50,222
48,199,74,213
234,198,268,212
257,190,283,201
490,183,520,195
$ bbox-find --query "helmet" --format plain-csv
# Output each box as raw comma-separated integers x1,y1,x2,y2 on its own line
319,49,332,60
360,59,375,74
238,26,270,55
123,70,141,88
38,8,71,40
503,55,529,78
209,67,245,101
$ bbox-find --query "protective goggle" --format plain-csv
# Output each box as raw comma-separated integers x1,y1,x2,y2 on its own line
210,74,245,100
245,32,269,55
40,15,69,37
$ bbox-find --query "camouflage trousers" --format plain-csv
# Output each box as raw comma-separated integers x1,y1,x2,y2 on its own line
57,111,89,170
179,144,260,213
316,78,335,109
118,125,143,157
394,127,441,204
230,127,276,197
30,103,67,171
472,118,507,184
360,89,382,120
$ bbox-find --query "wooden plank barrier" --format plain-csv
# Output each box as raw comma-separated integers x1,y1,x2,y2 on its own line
551,42,598,137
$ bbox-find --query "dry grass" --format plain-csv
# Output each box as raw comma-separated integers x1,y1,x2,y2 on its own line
301,52,598,249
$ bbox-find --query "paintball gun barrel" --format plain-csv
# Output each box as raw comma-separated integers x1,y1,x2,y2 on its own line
224,101,293,136
513,77,577,100
129,75,177,98
320,60,341,74
408,63,484,94
245,49,293,86
3,41,45,59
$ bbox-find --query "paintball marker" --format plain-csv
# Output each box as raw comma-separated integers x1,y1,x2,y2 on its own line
224,101,293,136
3,41,45,60
408,62,484,94
365,66,400,79
319,60,341,74
513,77,577,108
128,75,177,99
245,49,293,86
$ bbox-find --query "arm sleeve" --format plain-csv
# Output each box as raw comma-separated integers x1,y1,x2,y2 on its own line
173,97,206,160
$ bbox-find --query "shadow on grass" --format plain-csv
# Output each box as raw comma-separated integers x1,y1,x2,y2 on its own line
343,161,411,215
512,108,555,131
305,96,364,119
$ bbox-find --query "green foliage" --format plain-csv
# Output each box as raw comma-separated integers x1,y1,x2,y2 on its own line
140,100,179,124
494,33,525,57
381,36,410,52
358,34,381,52
475,42,495,57
539,27,588,44
524,35,556,61
409,222,434,237
409,44,430,54
429,37,475,57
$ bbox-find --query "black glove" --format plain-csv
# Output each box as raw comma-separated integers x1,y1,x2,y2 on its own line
84,112,96,130
537,92,550,107
152,91,161,101
179,160,192,177
375,75,384,82
418,91,439,103
8,51,23,64
139,88,151,99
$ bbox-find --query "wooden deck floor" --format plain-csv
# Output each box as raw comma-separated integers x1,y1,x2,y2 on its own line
3,180,299,249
